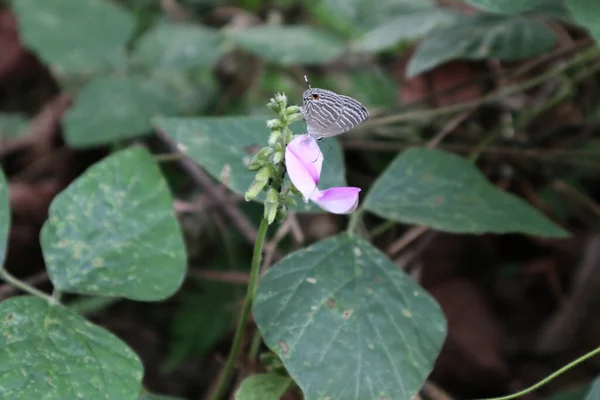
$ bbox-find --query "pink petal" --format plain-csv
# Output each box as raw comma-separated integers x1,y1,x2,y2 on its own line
311,187,361,214
285,135,323,202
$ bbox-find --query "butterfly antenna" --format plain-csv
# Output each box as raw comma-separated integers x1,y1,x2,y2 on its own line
304,75,312,89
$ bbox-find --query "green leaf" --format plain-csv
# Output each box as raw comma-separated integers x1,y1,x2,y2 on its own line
64,75,178,148
0,296,143,399
147,69,219,115
566,0,600,43
406,14,557,77
139,391,184,400
318,0,435,32
549,382,590,400
133,22,223,69
155,116,347,213
354,8,459,53
40,147,187,301
364,147,569,237
586,378,600,400
235,374,292,400
466,0,568,15
230,26,345,65
253,234,447,400
11,0,134,75
0,169,8,266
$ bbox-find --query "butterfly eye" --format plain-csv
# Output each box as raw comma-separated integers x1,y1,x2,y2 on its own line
311,93,320,100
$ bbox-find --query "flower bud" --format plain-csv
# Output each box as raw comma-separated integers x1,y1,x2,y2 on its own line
272,150,283,165
284,195,296,207
264,188,279,224
248,147,273,171
266,119,283,130
285,112,303,123
244,165,274,201
268,130,282,147
267,93,287,114
284,105,300,116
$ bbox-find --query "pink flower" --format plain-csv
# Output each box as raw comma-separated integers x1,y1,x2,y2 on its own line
285,135,361,214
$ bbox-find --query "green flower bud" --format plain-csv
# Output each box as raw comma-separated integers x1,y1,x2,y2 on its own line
286,112,303,123
244,165,274,201
267,93,287,114
248,147,273,171
274,92,287,105
272,150,283,165
267,119,283,130
268,130,282,147
284,105,300,116
284,195,297,207
264,188,279,224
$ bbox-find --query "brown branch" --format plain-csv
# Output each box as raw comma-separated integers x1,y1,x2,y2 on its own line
158,131,259,245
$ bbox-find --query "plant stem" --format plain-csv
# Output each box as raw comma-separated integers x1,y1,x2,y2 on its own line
209,217,270,400
367,220,397,239
480,344,600,400
0,267,56,304
346,205,365,235
248,330,263,362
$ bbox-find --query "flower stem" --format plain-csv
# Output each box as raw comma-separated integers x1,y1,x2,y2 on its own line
346,205,365,235
0,266,56,304
209,217,270,400
480,344,600,400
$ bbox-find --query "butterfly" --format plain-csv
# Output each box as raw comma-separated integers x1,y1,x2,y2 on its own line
300,76,369,142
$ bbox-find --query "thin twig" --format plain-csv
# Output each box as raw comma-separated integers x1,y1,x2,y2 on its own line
0,271,49,299
341,141,600,169
0,268,55,303
158,131,258,245
364,45,598,127
421,381,455,400
386,226,429,257
552,180,600,217
189,269,250,285
426,111,471,149
262,216,293,274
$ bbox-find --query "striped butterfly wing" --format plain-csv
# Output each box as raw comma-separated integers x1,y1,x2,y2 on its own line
303,89,369,138
330,94,369,136
303,88,345,137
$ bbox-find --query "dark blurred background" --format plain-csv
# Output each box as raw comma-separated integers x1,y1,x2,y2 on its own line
2,0,600,399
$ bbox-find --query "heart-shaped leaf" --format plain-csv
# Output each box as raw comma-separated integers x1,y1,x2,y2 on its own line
11,0,134,75
253,234,447,400
407,14,557,77
41,147,187,301
155,116,347,213
0,296,143,400
0,169,8,266
230,26,345,65
235,374,292,400
364,147,569,236
133,22,223,69
64,75,179,148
